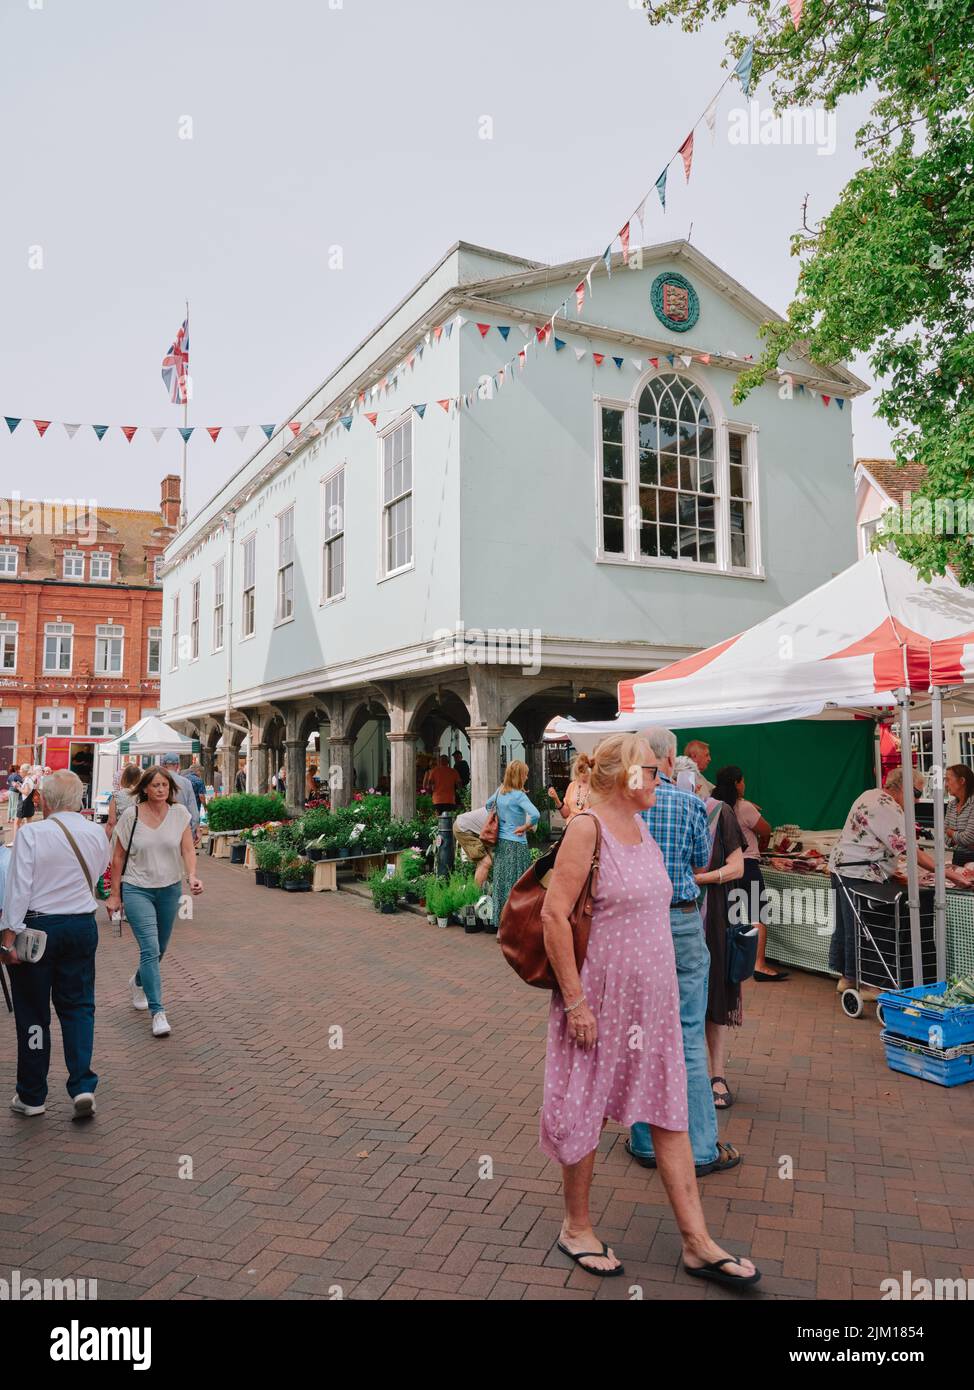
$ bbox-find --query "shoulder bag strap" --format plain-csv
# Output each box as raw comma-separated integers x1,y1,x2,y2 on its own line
49,815,96,898
121,806,140,878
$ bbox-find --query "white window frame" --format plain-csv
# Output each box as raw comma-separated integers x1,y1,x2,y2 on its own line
212,558,225,651
62,550,85,580
170,594,180,671
190,577,200,660
0,620,17,671
43,622,74,674
90,551,112,581
35,706,75,738
241,533,256,639
276,506,295,624
0,546,18,576
593,367,763,579
95,624,125,676
378,414,414,581
321,466,346,604
147,625,162,676
87,707,126,738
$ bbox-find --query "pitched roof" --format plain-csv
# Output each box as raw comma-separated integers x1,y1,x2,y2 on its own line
857,459,928,504
0,500,173,584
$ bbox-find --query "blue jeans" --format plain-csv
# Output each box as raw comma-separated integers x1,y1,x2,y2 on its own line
629,906,719,1168
122,882,182,1015
9,912,98,1106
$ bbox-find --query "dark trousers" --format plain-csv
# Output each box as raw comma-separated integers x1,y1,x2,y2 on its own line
9,912,99,1106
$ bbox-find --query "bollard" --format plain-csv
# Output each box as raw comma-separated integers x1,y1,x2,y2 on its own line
435,809,455,878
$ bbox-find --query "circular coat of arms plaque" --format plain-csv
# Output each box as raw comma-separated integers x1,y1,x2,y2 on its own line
650,272,700,333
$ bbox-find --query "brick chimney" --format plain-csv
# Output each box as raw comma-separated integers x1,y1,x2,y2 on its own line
160,474,182,530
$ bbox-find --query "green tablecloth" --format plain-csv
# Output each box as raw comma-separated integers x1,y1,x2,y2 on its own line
763,869,974,979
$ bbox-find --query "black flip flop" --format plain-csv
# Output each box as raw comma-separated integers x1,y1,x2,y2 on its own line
711,1076,734,1109
753,969,789,982
684,1255,761,1289
556,1240,625,1278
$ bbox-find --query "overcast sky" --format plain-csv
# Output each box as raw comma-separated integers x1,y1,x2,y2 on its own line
0,0,891,519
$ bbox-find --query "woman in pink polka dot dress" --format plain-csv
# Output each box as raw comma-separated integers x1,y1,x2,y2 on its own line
538,733,760,1289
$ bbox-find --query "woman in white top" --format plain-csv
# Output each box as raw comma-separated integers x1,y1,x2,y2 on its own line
106,765,203,1037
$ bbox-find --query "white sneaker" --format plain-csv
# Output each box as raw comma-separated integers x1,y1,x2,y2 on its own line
128,973,149,1010
72,1093,96,1121
10,1093,45,1117
151,1011,171,1038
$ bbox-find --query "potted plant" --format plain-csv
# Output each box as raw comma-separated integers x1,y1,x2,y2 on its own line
256,841,282,888
368,870,402,914
425,876,451,928
281,858,314,892
229,839,247,865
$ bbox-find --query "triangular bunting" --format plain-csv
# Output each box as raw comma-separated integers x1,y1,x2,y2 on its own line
365,412,379,427
444,322,454,339
412,403,427,419
476,323,491,338
497,326,511,340
340,416,353,431
619,222,630,265
704,100,718,142
632,358,643,371
234,425,249,442
821,395,831,408
554,338,566,352
678,131,694,182
34,420,52,437
667,355,675,366
518,350,527,368
680,354,692,367
634,197,647,232
575,282,585,315
92,424,109,441
574,348,586,362
592,353,605,367
655,168,668,211
836,397,845,410
734,40,755,99
602,245,612,277
206,427,222,444
455,315,467,329
178,426,194,443
612,357,624,369
788,0,804,28
698,353,711,365
287,421,301,437
63,423,81,439
519,325,531,339
649,357,659,369
437,399,451,412
4,417,21,434
121,425,137,443
150,427,167,443
433,325,443,342
261,424,276,439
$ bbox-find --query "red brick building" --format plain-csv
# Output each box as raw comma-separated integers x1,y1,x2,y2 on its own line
0,476,181,770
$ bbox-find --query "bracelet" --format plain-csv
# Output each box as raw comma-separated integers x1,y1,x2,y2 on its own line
564,995,586,1014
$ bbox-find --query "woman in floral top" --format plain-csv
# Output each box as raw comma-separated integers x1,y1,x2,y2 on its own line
828,768,968,989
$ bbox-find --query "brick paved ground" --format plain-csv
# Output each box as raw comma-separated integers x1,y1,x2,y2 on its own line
1,856,972,1301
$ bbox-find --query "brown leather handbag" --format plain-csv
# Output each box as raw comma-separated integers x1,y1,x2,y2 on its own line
498,812,602,989
479,790,501,847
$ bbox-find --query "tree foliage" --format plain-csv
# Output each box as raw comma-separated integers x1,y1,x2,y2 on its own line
644,0,974,579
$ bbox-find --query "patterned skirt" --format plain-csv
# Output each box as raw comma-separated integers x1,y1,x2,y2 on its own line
491,839,532,929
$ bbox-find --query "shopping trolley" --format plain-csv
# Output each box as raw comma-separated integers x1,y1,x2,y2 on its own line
834,877,938,1019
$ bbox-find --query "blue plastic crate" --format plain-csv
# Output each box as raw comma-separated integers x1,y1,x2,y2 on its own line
881,1032,974,1088
876,982,974,1049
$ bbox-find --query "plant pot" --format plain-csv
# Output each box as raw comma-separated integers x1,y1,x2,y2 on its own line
230,843,247,864
255,870,265,886
404,890,419,904
283,880,311,892
464,921,481,934
437,916,449,929
339,847,351,859
380,902,398,914
306,846,323,862
427,913,437,925
264,872,280,888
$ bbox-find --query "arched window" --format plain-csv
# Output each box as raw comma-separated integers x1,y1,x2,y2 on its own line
597,371,756,572
637,374,715,563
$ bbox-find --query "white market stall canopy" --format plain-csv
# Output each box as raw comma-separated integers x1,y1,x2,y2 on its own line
112,716,200,757
553,550,974,750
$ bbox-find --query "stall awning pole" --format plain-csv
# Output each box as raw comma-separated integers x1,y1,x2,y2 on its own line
897,689,924,984
930,687,947,980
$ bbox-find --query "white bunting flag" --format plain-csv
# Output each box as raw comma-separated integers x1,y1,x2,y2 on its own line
632,359,643,372
705,99,718,142
234,425,250,442
635,197,647,233
574,347,586,362
680,354,692,367
150,427,167,443
519,324,531,339
63,423,81,439
455,314,467,328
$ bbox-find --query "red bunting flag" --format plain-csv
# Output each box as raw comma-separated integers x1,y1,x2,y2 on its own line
34,420,51,437
619,222,630,265
592,353,605,367
365,412,378,427
433,325,443,343
206,427,222,444
649,357,659,369
437,399,451,412
788,0,804,27
821,395,831,407
678,131,694,182
358,392,365,405
288,421,301,437
518,350,526,368
120,425,137,443
476,323,491,338
698,353,711,365
406,353,415,369
575,281,585,315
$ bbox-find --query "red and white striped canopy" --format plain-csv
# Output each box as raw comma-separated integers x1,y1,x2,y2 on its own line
555,551,974,740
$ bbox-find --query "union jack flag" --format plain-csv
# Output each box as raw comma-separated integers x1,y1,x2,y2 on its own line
161,317,190,404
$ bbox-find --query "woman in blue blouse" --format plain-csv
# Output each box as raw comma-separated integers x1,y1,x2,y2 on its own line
486,760,539,932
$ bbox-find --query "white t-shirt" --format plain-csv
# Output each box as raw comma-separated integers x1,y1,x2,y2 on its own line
455,807,489,836
113,803,191,889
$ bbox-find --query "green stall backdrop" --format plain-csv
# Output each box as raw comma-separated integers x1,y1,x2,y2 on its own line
677,719,876,831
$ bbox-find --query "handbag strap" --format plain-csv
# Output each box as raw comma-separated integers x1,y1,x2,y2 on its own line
121,805,140,878
49,815,96,898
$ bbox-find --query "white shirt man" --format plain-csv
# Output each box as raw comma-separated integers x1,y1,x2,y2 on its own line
1,771,109,1121
684,740,714,798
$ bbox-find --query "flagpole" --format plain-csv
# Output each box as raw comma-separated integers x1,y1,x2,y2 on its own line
181,298,189,528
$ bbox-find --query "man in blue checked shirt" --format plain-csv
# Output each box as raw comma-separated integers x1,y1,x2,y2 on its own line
626,727,743,1177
